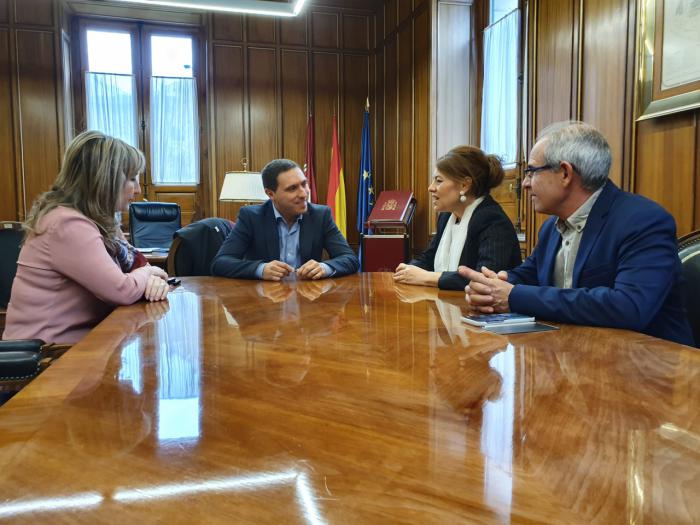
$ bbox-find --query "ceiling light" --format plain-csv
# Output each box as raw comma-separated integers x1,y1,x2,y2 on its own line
111,0,308,17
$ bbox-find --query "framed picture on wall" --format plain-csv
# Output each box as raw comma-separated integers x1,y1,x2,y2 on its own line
636,0,700,120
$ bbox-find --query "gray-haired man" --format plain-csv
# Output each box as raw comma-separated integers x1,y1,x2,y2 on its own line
460,121,693,345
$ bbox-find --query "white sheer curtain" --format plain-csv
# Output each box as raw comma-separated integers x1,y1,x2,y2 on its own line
481,9,520,166
150,76,199,185
85,72,138,147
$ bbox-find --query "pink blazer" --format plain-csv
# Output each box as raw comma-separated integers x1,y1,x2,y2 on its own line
3,207,151,344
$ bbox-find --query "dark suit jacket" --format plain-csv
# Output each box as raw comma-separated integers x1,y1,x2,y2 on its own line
508,181,693,345
211,201,359,279
410,195,522,290
172,218,234,276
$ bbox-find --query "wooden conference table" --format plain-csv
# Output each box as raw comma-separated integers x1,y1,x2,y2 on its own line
0,274,697,523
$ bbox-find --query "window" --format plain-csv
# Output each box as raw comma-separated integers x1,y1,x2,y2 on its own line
81,22,200,188
490,0,518,24
481,5,520,168
85,29,138,146
150,35,199,185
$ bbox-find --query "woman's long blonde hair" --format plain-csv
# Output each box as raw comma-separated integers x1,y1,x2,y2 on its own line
24,130,145,254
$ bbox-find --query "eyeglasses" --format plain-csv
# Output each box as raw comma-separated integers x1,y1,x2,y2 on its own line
523,162,578,178
523,164,554,177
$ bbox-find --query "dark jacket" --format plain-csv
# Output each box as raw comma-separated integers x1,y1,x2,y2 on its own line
171,218,235,276
411,194,522,290
508,181,693,346
211,201,359,279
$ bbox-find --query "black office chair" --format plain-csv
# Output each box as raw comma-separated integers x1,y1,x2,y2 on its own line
128,202,181,250
0,222,23,311
167,217,235,276
678,230,700,347
0,339,71,405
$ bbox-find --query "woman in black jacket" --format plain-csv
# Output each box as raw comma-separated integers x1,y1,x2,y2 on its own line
394,145,521,290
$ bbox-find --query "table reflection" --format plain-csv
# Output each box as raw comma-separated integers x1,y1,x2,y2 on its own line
155,291,202,444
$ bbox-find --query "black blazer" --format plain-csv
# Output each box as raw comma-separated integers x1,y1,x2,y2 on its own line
410,195,521,290
211,201,359,279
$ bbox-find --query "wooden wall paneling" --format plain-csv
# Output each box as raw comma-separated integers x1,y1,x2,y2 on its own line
212,13,243,42
397,23,413,198
343,14,369,50
342,53,369,245
384,0,397,38
280,49,308,164
247,47,278,170
529,0,577,244
534,0,575,133
0,0,7,23
635,114,696,236
383,37,398,192
620,0,637,192
413,6,430,247
13,0,53,27
376,0,435,250
398,0,413,24
373,7,384,196
311,51,340,203
471,0,486,148
372,60,383,197
0,29,17,220
580,0,629,187
311,11,339,48
15,29,61,217
247,16,276,44
280,11,307,46
212,44,245,220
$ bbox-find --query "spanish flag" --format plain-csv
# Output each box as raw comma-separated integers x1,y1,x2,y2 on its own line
326,115,347,237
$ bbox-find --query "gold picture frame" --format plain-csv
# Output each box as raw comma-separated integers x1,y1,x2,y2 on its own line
636,0,700,121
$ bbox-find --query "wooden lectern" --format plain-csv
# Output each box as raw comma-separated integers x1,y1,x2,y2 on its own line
362,191,416,272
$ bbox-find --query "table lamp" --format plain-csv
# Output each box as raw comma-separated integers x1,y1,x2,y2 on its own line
219,160,268,204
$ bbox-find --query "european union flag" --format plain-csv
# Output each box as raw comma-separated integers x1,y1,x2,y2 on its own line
356,103,374,237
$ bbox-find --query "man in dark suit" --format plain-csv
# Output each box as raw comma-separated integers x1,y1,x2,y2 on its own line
460,121,693,345
211,159,359,281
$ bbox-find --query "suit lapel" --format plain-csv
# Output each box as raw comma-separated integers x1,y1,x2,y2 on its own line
572,181,618,286
264,202,280,259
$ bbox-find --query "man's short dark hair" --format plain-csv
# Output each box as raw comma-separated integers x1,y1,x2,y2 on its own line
261,159,300,191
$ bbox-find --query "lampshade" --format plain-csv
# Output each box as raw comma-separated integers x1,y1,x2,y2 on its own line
219,171,268,202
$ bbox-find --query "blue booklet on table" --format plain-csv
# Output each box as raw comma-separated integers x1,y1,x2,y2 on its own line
461,313,536,328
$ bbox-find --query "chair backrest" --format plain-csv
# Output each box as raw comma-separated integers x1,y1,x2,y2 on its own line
128,202,181,249
0,222,24,309
167,217,235,276
678,230,700,347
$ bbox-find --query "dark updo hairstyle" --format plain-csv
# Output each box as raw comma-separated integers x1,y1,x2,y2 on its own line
435,145,504,198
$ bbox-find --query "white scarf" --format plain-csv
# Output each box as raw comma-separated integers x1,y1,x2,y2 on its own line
434,197,484,272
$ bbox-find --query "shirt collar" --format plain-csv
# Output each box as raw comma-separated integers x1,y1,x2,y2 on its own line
556,186,603,234
272,203,303,225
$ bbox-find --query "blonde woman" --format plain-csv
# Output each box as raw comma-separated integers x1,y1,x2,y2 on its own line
3,131,169,345
394,145,521,290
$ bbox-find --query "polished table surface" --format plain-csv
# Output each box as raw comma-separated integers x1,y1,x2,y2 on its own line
0,274,698,524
